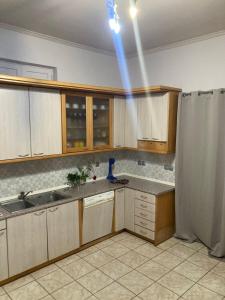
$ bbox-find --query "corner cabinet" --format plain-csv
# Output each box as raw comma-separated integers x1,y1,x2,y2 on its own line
62,92,113,153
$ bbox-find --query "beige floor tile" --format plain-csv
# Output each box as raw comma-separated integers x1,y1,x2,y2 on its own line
139,282,179,300
52,281,91,300
118,236,146,249
3,275,34,293
77,269,113,294
95,282,135,300
198,246,209,256
118,270,153,294
183,284,223,299
137,260,170,281
84,250,114,268
0,288,5,296
95,239,114,249
37,269,73,293
174,261,208,282
198,271,225,296
157,238,179,251
167,244,195,259
187,253,218,271
55,254,80,267
8,281,47,300
77,245,99,258
118,250,149,269
32,264,59,279
102,242,130,258
87,296,98,300
99,259,132,280
135,243,162,259
62,258,95,280
41,296,54,300
152,251,184,269
158,271,194,296
110,232,134,242
212,262,225,278
0,295,11,300
179,241,204,251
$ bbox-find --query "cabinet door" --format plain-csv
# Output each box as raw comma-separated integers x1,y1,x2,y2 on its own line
0,230,8,281
29,88,62,156
7,210,47,276
93,97,112,149
62,94,90,152
113,97,125,148
124,188,135,231
0,86,31,160
125,97,137,148
47,201,80,260
137,96,151,140
150,94,169,142
115,189,125,231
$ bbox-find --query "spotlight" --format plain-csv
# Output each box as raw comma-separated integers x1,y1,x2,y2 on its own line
130,0,138,19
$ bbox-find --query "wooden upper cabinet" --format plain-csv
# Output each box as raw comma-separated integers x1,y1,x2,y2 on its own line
29,88,62,156
125,97,138,149
0,85,31,161
114,97,126,148
62,92,113,153
138,92,178,154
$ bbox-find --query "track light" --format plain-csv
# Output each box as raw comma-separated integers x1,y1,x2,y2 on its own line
108,0,121,34
129,0,138,19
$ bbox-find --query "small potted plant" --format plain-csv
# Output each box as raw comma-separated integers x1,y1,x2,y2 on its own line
67,163,94,188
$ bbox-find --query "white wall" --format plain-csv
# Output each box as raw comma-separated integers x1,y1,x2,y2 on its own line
0,27,122,87
128,34,225,92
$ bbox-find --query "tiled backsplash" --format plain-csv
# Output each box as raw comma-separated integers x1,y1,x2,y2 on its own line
0,151,175,198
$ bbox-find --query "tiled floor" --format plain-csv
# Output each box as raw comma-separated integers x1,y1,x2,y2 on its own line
1,232,225,300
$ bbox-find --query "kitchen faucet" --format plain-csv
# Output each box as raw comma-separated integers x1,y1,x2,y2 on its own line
18,191,33,200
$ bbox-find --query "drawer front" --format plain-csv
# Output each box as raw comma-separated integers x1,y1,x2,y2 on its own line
135,225,155,240
135,199,155,213
135,207,155,222
0,220,6,230
135,216,155,231
135,190,156,205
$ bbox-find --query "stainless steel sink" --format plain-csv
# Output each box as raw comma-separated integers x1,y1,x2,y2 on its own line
26,191,69,206
0,199,35,213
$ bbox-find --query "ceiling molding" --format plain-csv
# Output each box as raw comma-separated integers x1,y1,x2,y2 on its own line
128,29,225,58
0,22,116,57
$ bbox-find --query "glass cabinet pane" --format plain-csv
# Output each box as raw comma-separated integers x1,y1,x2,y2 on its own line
93,97,110,147
66,95,87,150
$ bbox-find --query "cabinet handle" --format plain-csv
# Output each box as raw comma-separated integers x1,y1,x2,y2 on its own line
18,154,29,158
140,221,147,226
140,230,147,235
151,138,159,141
34,211,45,216
140,195,147,199
140,212,147,217
142,137,149,140
33,153,44,156
49,207,58,213
117,189,124,193
140,204,147,209
0,231,5,237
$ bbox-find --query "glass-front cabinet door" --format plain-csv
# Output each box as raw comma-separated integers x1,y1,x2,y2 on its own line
62,93,90,152
92,96,112,149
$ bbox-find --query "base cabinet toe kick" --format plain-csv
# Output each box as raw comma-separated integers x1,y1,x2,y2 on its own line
0,187,174,285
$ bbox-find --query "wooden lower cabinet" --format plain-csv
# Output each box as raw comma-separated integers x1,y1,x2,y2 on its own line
47,201,80,260
0,229,8,281
7,210,48,277
115,189,125,231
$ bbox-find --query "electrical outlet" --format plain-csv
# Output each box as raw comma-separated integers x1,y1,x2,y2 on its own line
164,164,174,171
141,160,146,166
137,160,142,166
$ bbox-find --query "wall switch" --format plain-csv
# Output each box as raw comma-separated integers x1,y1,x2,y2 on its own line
138,160,142,166
95,161,100,167
141,161,146,166
164,164,174,171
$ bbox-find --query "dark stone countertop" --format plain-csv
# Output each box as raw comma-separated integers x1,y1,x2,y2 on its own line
0,175,174,221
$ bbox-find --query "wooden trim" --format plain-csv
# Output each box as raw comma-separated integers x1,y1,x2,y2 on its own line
87,96,93,150
0,74,181,96
112,198,116,233
61,93,67,153
109,98,113,148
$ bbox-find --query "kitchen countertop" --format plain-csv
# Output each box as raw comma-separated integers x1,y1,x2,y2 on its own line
0,175,174,221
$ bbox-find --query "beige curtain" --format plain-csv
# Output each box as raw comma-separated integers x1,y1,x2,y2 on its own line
175,89,225,257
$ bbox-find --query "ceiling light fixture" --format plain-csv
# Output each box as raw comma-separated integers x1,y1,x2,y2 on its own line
129,0,138,19
108,0,121,34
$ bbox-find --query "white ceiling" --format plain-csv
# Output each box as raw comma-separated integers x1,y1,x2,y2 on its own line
0,0,225,55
